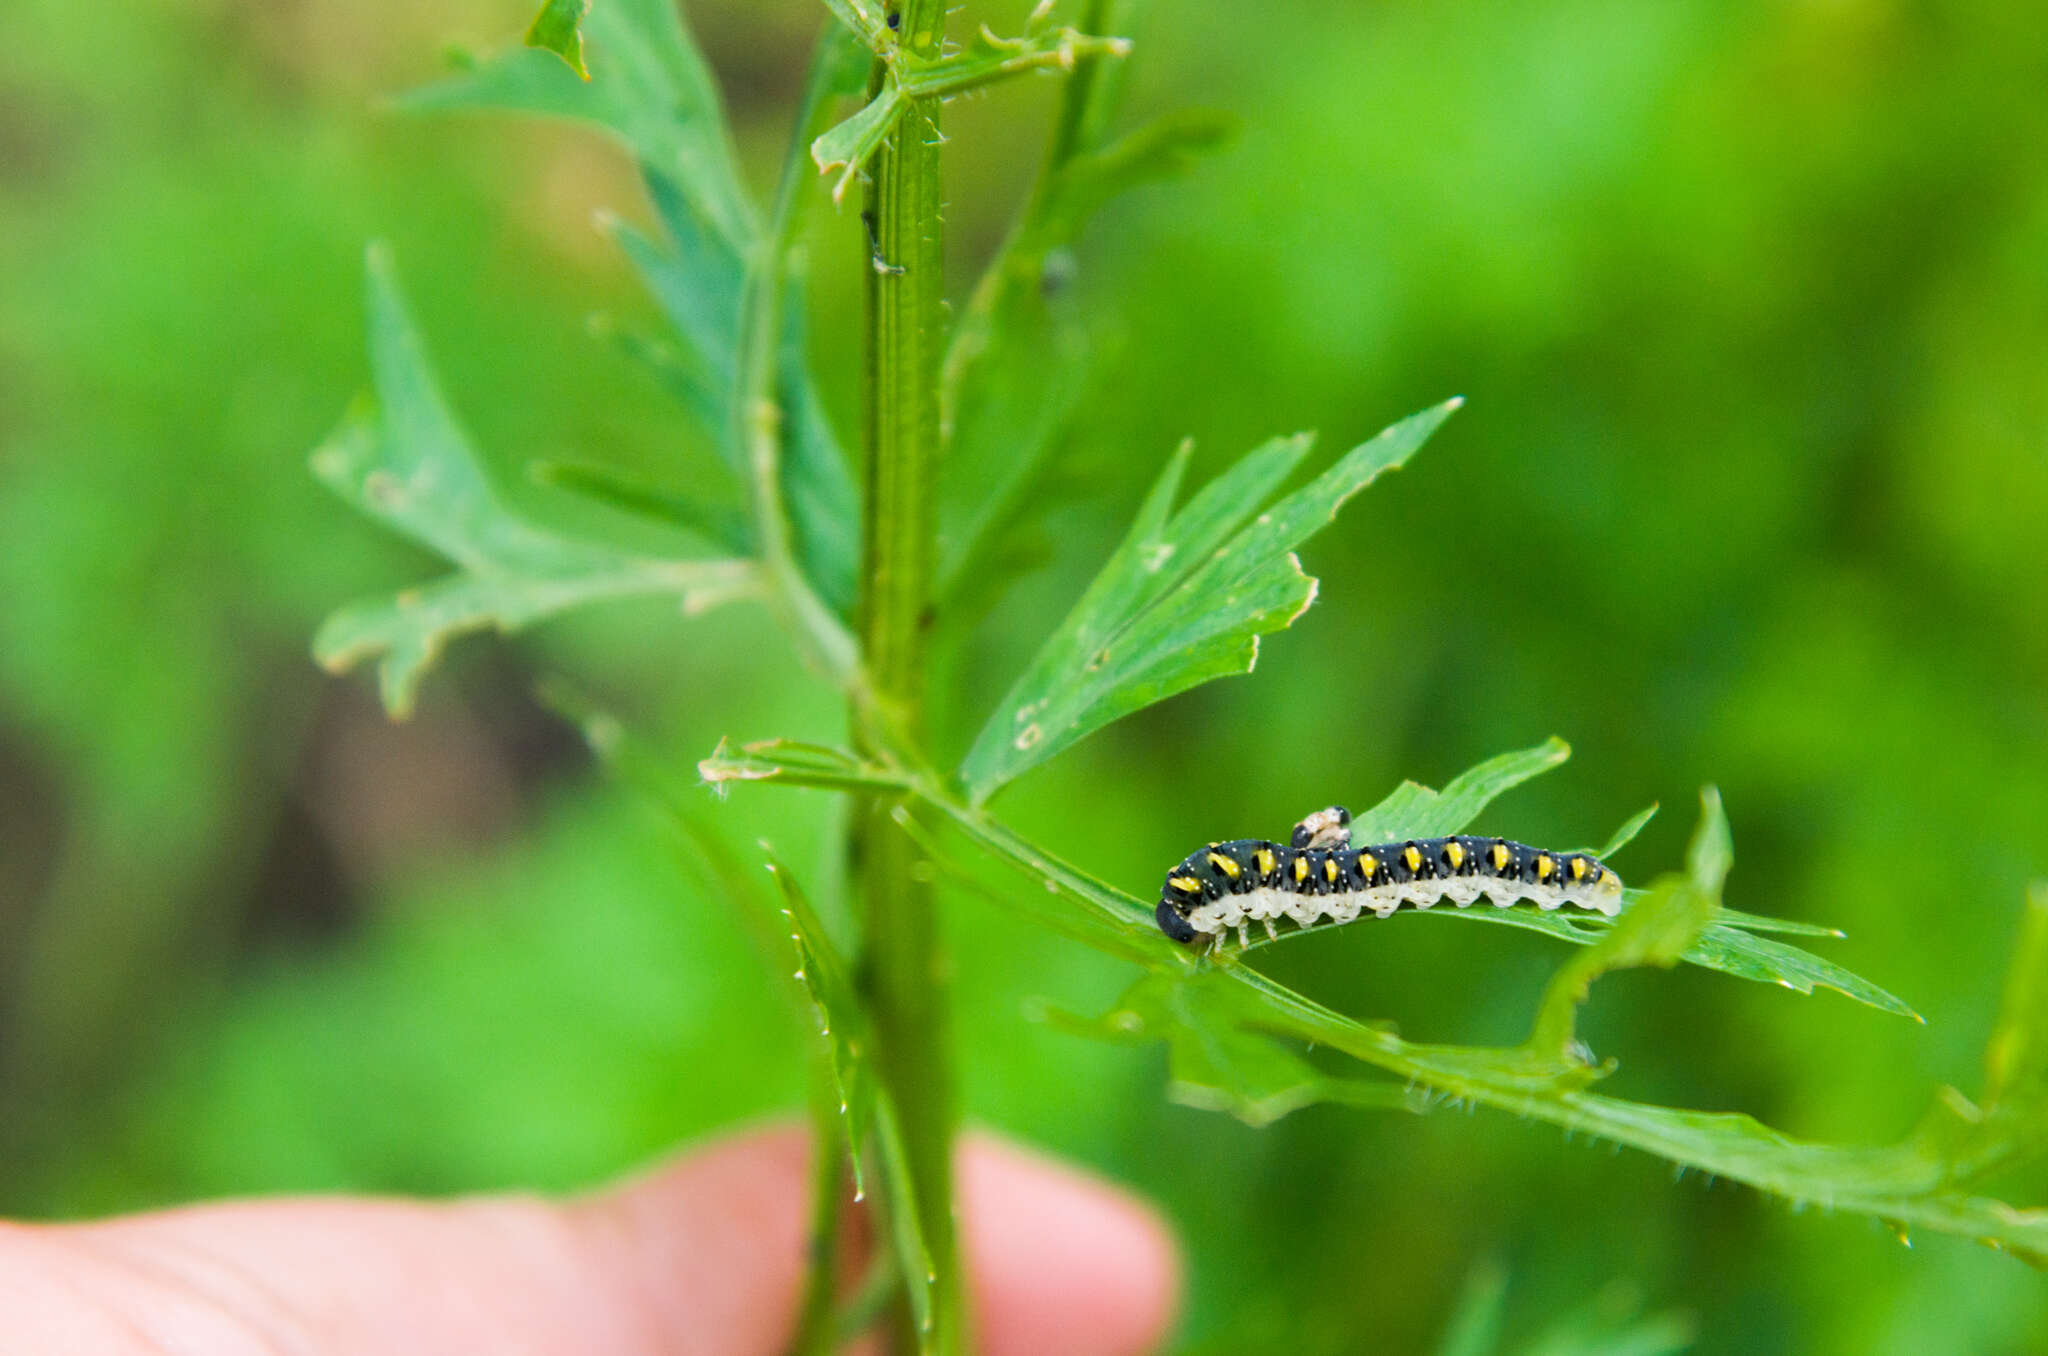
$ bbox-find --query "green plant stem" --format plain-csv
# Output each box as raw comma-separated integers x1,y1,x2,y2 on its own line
854,1,958,1350
733,31,861,687
791,1077,846,1356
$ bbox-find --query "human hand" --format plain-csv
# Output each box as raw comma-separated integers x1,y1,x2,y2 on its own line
0,1126,1178,1354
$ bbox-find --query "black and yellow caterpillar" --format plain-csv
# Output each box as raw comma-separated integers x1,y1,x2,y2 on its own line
1155,805,1623,946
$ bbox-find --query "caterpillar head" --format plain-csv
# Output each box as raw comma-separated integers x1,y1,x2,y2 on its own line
1590,866,1626,915
1290,805,1352,852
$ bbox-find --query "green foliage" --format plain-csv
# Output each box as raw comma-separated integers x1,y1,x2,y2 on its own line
959,401,1459,804
523,0,593,79
721,730,1999,1240
1436,1262,1693,1356
311,248,759,717
810,17,1132,198
17,0,2046,1351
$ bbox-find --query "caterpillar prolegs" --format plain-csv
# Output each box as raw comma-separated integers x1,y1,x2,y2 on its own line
1154,805,1624,947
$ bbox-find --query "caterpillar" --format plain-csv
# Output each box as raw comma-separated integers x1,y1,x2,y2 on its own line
1154,805,1623,947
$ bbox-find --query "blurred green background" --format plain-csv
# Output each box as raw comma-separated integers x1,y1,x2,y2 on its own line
3,0,2046,1350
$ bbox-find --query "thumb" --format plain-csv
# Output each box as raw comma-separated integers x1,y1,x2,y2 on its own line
0,1125,1178,1355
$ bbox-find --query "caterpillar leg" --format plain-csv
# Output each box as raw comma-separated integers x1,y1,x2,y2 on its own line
1261,916,1279,942
1235,923,1252,949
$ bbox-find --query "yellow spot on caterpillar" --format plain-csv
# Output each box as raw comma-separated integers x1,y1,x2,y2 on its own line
1169,876,1202,895
1324,858,1340,884
1209,852,1240,879
1255,848,1276,878
1535,853,1554,882
1445,841,1466,870
1293,857,1309,885
1491,842,1511,872
1403,845,1423,873
1570,856,1588,881
1358,852,1377,878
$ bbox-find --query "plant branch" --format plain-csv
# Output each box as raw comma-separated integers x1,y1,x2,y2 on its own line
854,0,959,1347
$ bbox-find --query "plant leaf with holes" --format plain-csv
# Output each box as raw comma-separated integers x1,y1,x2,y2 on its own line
310,249,758,717
960,399,1460,803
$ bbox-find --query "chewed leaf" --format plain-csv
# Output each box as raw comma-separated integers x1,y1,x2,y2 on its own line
961,400,1460,804
523,0,592,78
312,249,757,717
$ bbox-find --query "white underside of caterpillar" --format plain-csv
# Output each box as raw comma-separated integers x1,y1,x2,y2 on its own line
1185,877,1622,946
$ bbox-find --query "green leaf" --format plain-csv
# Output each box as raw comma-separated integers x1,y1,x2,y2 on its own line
871,1091,936,1335
311,248,758,717
810,81,905,201
874,768,2031,1257
1678,921,1920,1020
774,269,861,617
1713,908,1844,938
765,858,876,1199
402,0,752,248
1411,906,1916,1019
818,0,893,47
810,24,1133,200
546,691,881,1203
698,737,913,795
896,25,1131,99
1529,789,1730,1055
1349,737,1572,844
1530,882,1715,1055
1208,952,2048,1262
1033,108,1237,239
1573,801,1657,862
597,207,743,450
523,0,592,79
530,459,751,555
1983,884,2048,1112
1435,1261,1509,1356
941,110,1234,613
960,400,1460,803
1054,972,1425,1127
